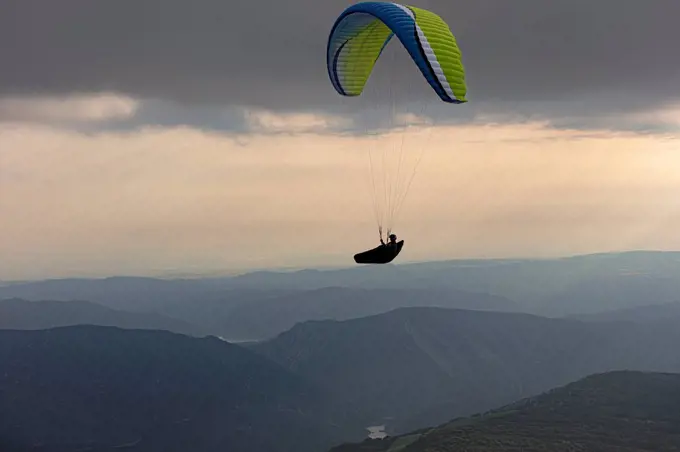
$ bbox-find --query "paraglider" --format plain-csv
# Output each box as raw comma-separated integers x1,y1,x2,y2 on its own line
326,2,467,264
354,233,404,264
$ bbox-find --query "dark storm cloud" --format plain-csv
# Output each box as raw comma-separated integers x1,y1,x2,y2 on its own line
2,0,679,130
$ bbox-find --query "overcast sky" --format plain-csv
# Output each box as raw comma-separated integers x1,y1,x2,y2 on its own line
1,0,679,280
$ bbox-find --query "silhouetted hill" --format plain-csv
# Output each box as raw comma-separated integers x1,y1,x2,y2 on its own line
227,252,680,316
0,276,286,316
331,371,680,451
0,278,303,339
0,298,205,336
570,301,680,323
0,326,359,452
252,307,680,434
219,287,518,340
3,251,680,318
542,273,680,316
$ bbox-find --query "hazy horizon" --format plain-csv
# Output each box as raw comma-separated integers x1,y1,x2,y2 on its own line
3,248,680,283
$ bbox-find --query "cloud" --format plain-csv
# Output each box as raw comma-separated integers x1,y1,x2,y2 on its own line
245,109,353,134
624,104,680,132
0,93,139,124
1,0,678,133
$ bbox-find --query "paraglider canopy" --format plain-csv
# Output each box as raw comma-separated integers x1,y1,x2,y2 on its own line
326,2,467,104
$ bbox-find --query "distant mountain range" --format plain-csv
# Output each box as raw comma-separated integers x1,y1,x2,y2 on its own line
330,370,680,451
3,302,680,451
0,326,360,452
3,252,680,450
570,301,680,323
217,287,517,340
252,306,680,433
2,251,679,324
0,298,205,336
1,286,518,341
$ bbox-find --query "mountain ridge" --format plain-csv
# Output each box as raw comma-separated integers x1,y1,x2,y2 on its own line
0,297,205,336
330,370,680,452
4,251,680,318
0,325,361,452
253,306,680,433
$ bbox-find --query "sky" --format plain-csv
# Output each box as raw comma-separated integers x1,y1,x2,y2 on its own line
1,0,679,280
